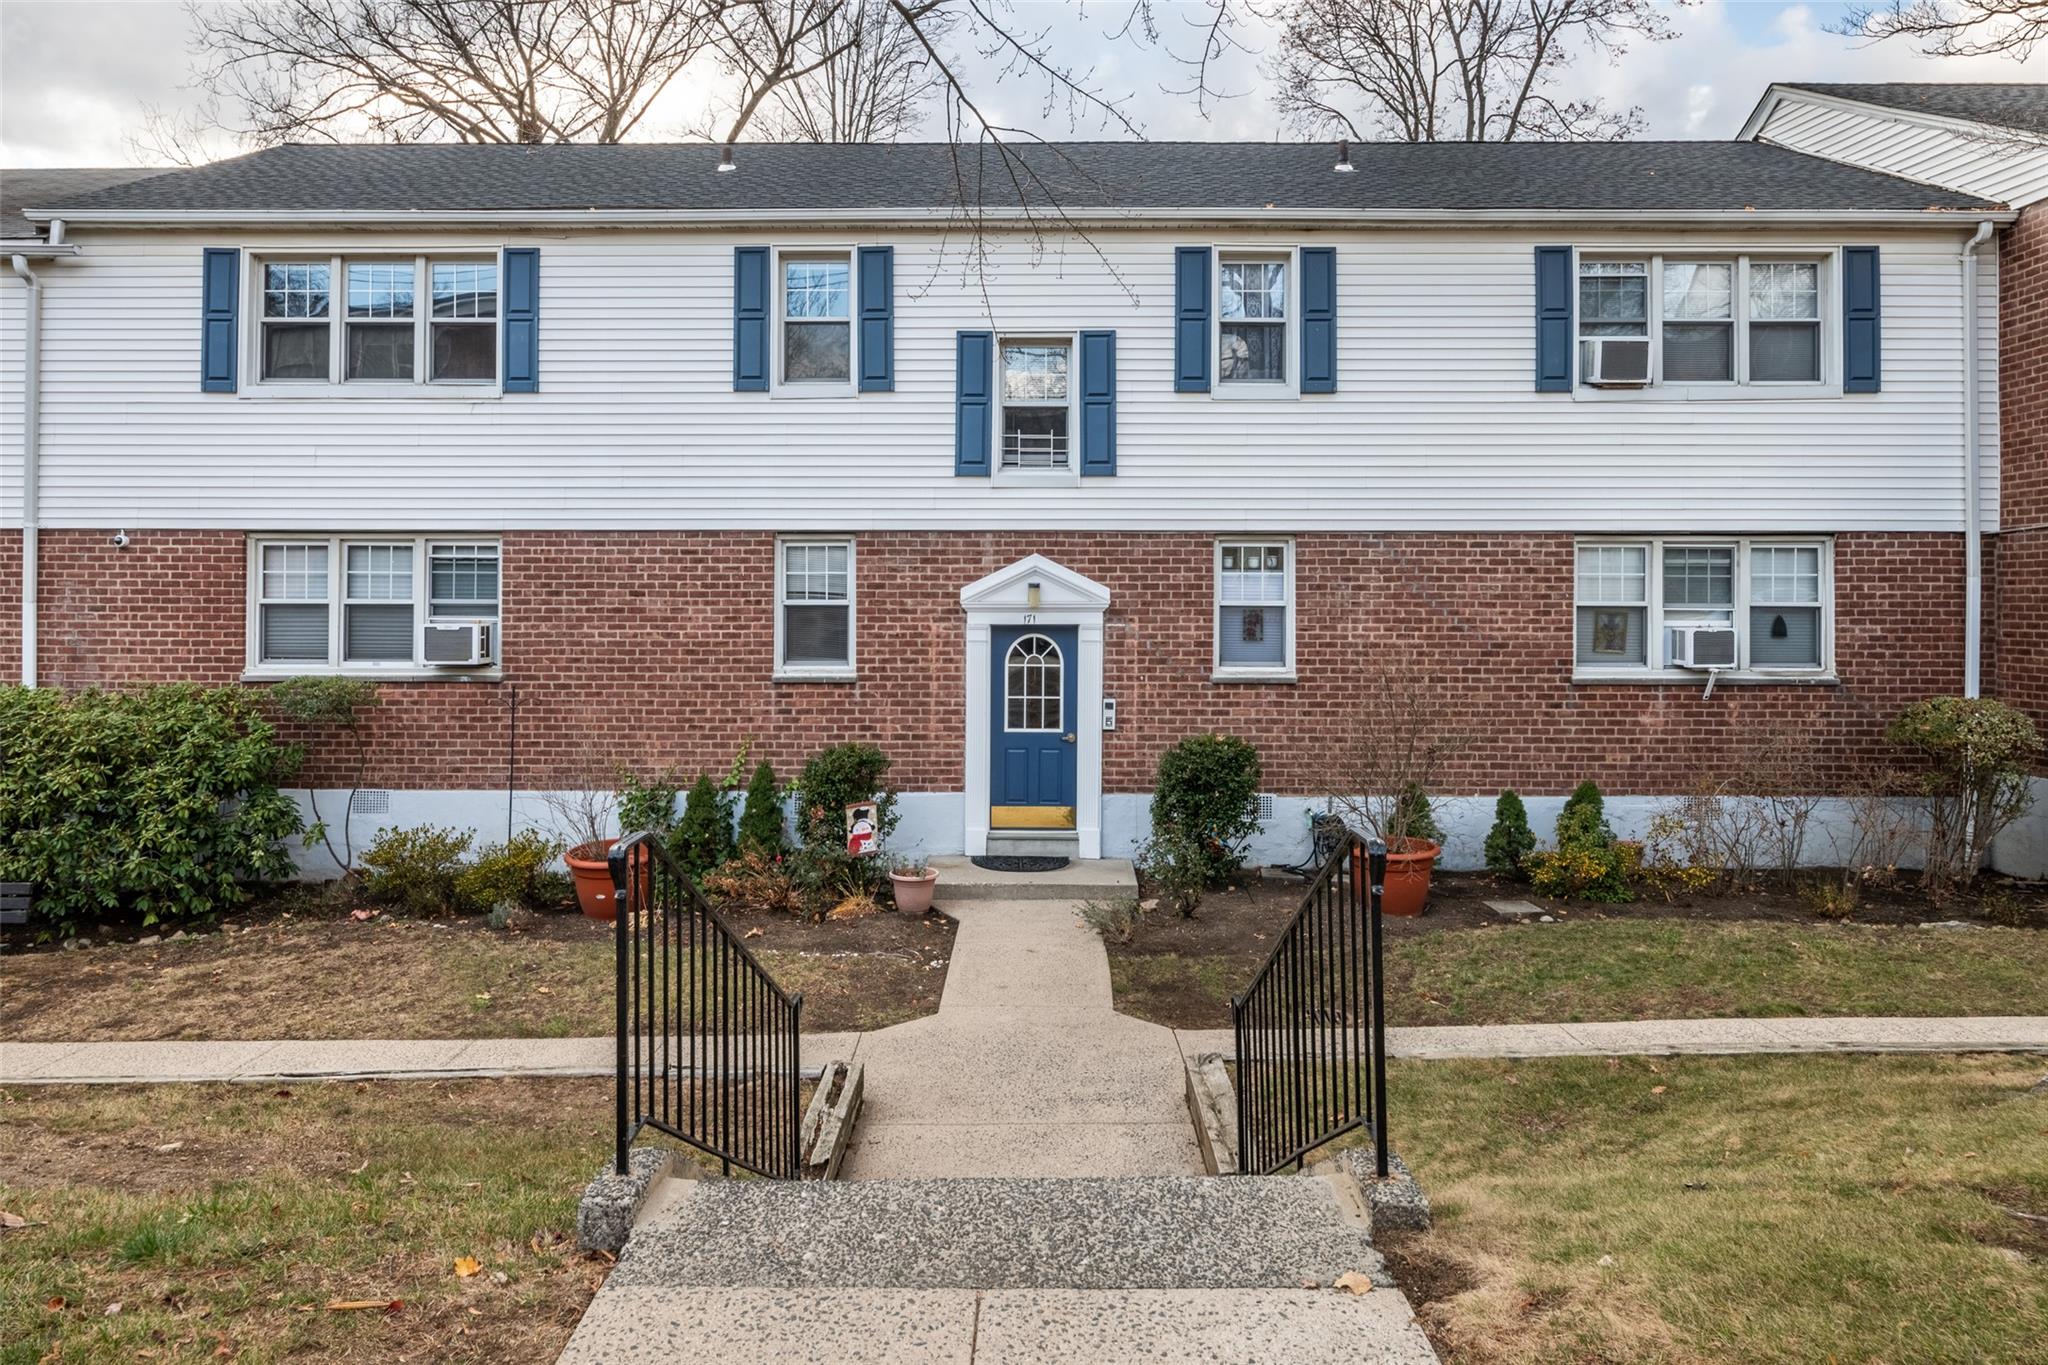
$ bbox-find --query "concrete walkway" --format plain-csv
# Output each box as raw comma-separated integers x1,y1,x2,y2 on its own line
8,1015,2044,1087
838,898,1205,1178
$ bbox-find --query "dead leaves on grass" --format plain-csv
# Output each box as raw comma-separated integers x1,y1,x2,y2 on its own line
452,1256,482,1278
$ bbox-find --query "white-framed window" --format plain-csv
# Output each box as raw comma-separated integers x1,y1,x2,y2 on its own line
252,252,500,390
997,337,1074,473
776,248,853,390
1004,634,1065,732
247,536,500,675
1576,252,1832,392
1217,253,1290,387
1574,537,1832,678
775,537,855,678
1214,539,1295,679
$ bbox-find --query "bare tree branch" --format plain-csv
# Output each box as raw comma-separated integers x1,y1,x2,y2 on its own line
1830,0,2047,58
738,0,952,142
1264,0,1674,143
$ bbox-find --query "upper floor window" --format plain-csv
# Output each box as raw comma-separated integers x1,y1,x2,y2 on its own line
1574,538,1829,678
255,253,498,388
249,536,500,675
999,339,1072,472
1578,254,1829,391
1219,255,1288,385
776,538,855,678
780,251,852,386
1214,539,1295,680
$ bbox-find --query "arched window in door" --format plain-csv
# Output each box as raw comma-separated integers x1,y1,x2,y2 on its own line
1004,634,1063,732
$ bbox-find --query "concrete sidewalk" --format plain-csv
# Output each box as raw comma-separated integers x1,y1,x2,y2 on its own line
7,1015,2042,1087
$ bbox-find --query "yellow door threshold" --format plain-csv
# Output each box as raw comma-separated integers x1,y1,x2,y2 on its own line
989,805,1077,830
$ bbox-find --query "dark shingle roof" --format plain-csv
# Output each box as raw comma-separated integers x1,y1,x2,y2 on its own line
1782,83,2048,136
1,166,179,239
15,140,2001,222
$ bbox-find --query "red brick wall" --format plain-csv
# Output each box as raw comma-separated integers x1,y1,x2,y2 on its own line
20,527,1977,797
0,530,19,683
1996,204,2048,768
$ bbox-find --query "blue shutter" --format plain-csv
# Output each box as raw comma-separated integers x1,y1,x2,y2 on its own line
1174,246,1211,392
1534,246,1574,393
858,245,894,392
733,246,769,391
200,247,238,393
954,331,994,476
1299,247,1336,394
1079,330,1117,476
1842,246,1881,394
501,247,539,393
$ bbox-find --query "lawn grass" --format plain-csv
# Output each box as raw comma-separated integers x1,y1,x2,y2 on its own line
1352,1053,2048,1364
0,911,953,1041
1111,918,2048,1029
0,1079,613,1364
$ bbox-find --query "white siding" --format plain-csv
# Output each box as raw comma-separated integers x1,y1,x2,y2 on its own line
1758,95,2048,208
25,224,1998,534
1,273,23,528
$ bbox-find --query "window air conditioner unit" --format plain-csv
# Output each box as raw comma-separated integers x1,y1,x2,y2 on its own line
1665,622,1737,670
422,621,493,667
1582,337,1651,387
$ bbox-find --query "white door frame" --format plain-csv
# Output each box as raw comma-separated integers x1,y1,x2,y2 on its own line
960,554,1109,859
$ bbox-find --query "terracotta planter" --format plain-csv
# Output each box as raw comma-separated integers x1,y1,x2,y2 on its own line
564,838,620,921
1351,839,1440,917
889,871,939,916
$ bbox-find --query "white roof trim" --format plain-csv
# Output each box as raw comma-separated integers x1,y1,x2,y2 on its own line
960,554,1111,612
20,205,2016,230
1741,83,2043,149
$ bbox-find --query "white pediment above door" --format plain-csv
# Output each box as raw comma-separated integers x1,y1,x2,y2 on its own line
958,554,1111,614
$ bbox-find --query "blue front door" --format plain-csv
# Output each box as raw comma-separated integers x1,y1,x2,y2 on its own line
990,625,1079,828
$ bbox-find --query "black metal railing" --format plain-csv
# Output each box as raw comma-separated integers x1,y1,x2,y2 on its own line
1232,836,1389,1177
610,832,804,1179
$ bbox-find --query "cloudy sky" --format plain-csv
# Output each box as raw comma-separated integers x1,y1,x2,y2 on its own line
1,0,2040,167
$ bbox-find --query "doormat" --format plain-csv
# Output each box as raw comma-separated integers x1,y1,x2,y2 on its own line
971,856,1071,873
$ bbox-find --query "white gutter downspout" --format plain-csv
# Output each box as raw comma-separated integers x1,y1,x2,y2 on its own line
1962,219,1995,699
9,248,43,687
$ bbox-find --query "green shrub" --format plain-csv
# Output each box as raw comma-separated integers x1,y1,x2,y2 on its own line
737,760,785,855
359,824,474,916
454,830,560,911
1152,734,1262,885
616,768,682,838
1139,822,1210,917
1392,782,1443,847
790,743,899,899
1526,841,1639,903
1557,780,1615,851
1885,696,2042,894
0,684,303,938
674,774,735,877
1483,790,1536,879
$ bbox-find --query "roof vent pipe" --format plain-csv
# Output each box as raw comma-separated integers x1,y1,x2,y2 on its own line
717,144,736,173
1333,139,1355,173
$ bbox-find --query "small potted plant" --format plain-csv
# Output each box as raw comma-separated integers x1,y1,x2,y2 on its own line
541,785,623,921
888,855,939,914
1328,666,1473,917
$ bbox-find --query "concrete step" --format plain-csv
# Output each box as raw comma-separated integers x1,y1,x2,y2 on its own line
929,855,1137,902
607,1175,1390,1292
983,830,1081,858
560,1286,1439,1364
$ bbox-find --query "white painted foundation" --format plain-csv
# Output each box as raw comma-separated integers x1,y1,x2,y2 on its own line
281,786,1983,878
1991,777,2048,879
